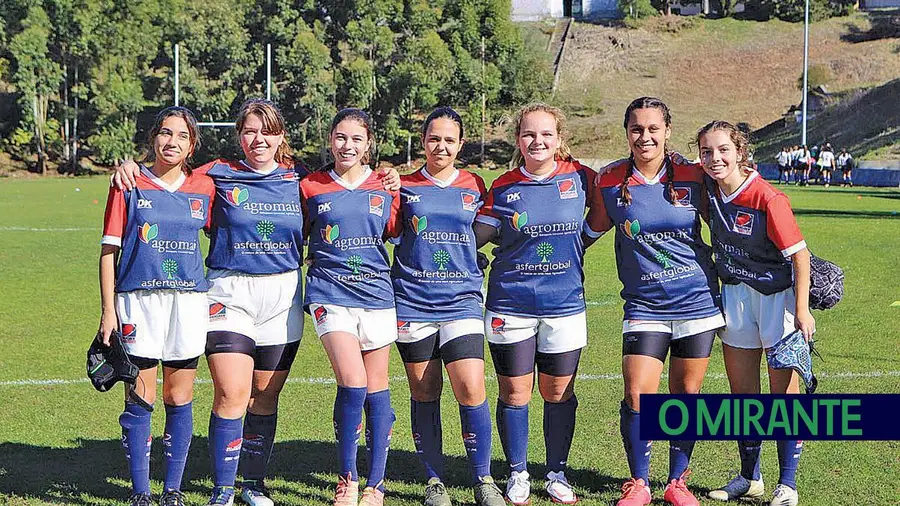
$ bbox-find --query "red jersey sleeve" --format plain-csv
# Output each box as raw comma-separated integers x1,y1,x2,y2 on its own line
102,186,127,247
385,190,403,239
766,194,806,257
584,183,612,239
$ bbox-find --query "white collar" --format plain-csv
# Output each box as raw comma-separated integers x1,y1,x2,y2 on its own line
519,162,557,181
329,165,373,190
240,159,278,175
144,166,186,193
422,167,459,188
720,170,759,204
631,161,666,186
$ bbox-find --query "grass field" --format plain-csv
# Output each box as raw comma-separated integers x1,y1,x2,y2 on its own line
1,174,898,506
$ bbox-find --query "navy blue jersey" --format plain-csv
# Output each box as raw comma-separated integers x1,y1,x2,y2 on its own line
204,160,305,274
706,171,806,295
476,160,592,317
392,168,487,321
586,160,720,320
302,168,401,310
102,166,215,292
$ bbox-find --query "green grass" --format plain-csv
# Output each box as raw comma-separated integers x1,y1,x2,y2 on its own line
1,175,899,505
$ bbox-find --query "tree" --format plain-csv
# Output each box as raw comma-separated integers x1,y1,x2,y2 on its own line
433,249,450,270
8,5,63,174
347,254,364,275
537,242,554,263
654,249,673,269
162,259,178,279
256,220,275,241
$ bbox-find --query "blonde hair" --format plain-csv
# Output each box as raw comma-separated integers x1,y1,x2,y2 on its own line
510,103,573,169
235,99,293,166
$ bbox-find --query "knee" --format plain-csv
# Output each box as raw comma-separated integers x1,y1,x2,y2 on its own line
452,380,486,407
500,388,532,406
162,383,194,406
623,390,642,412
409,374,442,403
214,383,251,416
539,381,574,403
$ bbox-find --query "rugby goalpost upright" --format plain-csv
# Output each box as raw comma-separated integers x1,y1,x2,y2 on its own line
173,43,273,128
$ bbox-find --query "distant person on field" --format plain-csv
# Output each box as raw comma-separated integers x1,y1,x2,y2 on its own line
100,106,215,506
798,145,812,186
816,143,835,188
697,121,813,506
789,145,801,184
776,146,790,184
837,148,854,187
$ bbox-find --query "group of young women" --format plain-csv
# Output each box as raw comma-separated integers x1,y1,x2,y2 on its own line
99,96,814,506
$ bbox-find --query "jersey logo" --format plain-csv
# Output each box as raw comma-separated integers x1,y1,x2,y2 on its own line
733,211,754,235
188,198,205,219
318,201,332,213
461,192,478,212
314,306,328,325
411,215,428,234
490,317,505,334
673,187,692,207
369,194,385,216
405,194,421,203
226,186,250,206
506,192,521,203
556,178,577,199
121,323,137,343
209,302,227,321
510,211,528,231
620,219,640,240
397,321,410,334
139,222,159,243
321,224,340,244
137,198,153,209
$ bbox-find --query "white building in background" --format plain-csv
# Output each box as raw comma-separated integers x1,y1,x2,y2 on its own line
511,0,621,21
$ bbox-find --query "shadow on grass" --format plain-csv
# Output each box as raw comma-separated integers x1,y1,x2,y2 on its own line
0,438,621,505
793,209,900,219
841,9,900,44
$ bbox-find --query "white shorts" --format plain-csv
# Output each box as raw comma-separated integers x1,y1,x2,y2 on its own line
397,319,484,347
623,313,725,340
720,283,797,350
116,290,208,361
310,304,398,351
206,269,303,347
485,310,587,354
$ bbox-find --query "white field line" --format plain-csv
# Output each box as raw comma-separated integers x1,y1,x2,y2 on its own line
0,226,94,232
2,370,898,388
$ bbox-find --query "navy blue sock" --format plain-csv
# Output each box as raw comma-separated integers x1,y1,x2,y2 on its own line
738,440,762,481
120,401,153,495
410,399,444,480
459,401,492,483
496,399,529,474
668,440,696,481
334,386,366,481
543,396,577,474
239,411,277,485
777,440,803,489
208,412,244,487
364,389,394,492
619,400,651,483
163,402,193,492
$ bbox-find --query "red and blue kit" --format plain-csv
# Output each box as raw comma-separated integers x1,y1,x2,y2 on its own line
475,160,592,317
204,159,306,275
392,168,487,322
585,160,720,320
102,166,215,292
705,171,806,294
302,168,401,310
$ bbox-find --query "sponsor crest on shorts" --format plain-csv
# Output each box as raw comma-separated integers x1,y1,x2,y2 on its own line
121,323,137,343
397,321,410,334
733,211,754,235
209,302,227,321
673,187,692,207
556,178,578,199
490,317,505,334
461,192,478,212
314,306,328,325
369,194,385,216
188,198,205,219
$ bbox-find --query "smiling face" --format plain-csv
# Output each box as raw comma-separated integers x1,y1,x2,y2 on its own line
239,113,284,170
423,117,463,173
626,107,671,166
153,115,193,168
517,111,560,169
330,118,372,173
699,128,744,188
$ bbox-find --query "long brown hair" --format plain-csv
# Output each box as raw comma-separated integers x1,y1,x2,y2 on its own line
509,103,573,169
329,107,375,165
620,97,676,206
236,99,293,166
695,120,753,174
141,106,201,175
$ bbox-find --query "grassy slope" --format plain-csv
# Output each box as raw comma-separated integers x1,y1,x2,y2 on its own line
0,176,899,505
548,12,900,161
